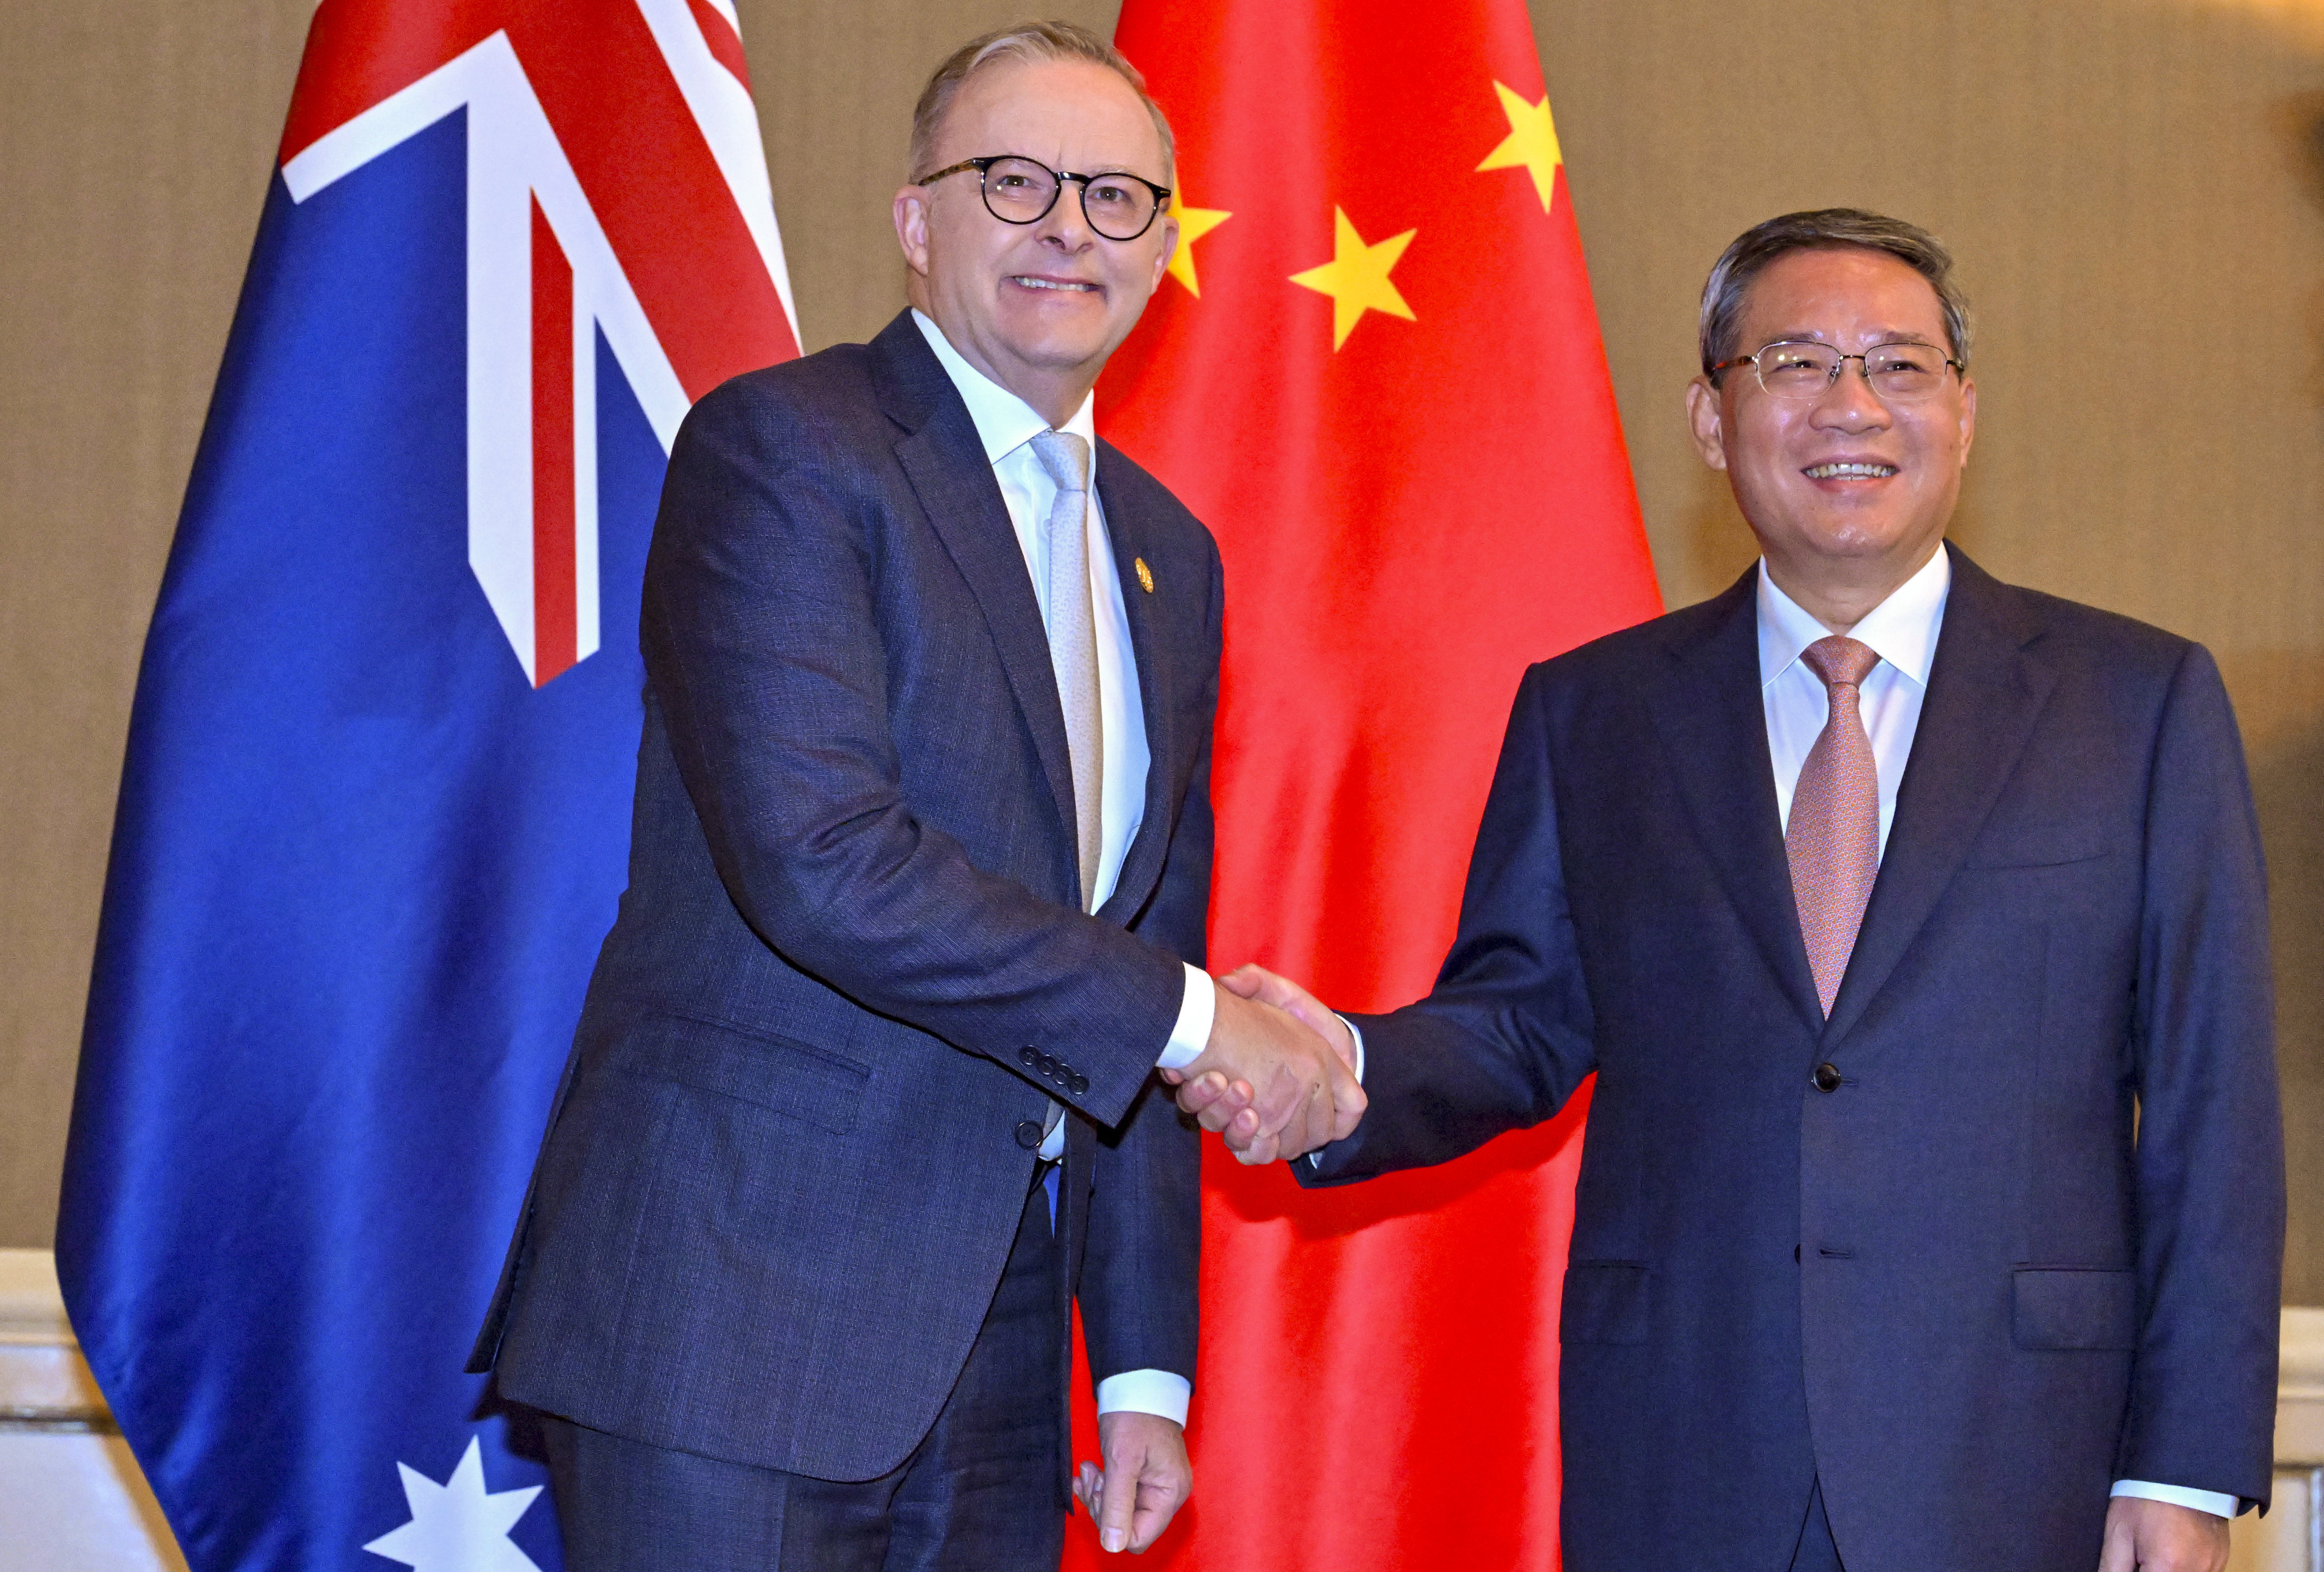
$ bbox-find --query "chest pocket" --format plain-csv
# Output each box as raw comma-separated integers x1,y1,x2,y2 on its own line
1964,821,2111,869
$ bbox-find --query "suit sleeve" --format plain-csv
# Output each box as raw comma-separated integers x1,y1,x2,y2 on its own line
2116,643,2284,1506
1303,665,1598,1185
640,381,1186,1126
1078,540,1220,1388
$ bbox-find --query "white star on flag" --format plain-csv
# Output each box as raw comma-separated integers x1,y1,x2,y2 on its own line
363,1436,544,1572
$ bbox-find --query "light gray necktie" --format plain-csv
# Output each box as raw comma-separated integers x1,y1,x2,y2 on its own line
1030,429,1104,913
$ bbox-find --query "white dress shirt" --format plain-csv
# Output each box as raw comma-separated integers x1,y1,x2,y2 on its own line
1758,546,1948,853
913,311,1204,1425
1337,545,2233,1516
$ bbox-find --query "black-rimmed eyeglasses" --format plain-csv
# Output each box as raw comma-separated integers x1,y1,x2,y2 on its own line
916,155,1172,242
1712,340,1964,402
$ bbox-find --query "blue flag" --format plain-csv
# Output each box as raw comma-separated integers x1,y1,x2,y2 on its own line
56,5,797,1567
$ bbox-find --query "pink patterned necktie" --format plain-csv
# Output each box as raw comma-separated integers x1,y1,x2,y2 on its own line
1786,635,1883,1017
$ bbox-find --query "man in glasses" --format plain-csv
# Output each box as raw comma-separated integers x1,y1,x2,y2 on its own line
1185,210,2281,1572
471,20,1359,1570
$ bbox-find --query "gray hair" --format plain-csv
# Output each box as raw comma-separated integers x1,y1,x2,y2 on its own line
907,20,1175,185
1699,209,1972,378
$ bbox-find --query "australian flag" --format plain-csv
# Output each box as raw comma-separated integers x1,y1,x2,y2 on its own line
54,4,797,1567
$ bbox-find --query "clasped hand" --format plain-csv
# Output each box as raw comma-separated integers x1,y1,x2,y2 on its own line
1160,965,1363,1163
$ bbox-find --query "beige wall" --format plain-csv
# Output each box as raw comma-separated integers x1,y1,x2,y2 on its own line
4,1,2321,1297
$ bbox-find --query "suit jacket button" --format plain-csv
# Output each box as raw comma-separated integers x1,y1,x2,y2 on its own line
1069,1073,1089,1095
1813,1062,1843,1093
1014,1120,1044,1149
1020,1047,1040,1068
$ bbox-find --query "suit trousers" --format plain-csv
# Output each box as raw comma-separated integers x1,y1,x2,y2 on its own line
1790,1481,1845,1572
541,1173,1068,1571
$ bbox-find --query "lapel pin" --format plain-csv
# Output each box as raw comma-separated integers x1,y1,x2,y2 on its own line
1134,557,1155,594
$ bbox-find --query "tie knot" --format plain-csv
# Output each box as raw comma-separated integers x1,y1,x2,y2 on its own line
1030,429,1089,494
1801,634,1879,692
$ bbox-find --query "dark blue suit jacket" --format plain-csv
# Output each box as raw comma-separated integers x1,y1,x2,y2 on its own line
1307,548,2283,1571
471,314,1219,1484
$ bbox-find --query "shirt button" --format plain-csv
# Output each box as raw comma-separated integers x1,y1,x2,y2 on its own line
1013,1120,1044,1149
1813,1063,1843,1093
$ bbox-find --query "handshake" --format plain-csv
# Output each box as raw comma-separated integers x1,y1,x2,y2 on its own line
1161,965,1365,1164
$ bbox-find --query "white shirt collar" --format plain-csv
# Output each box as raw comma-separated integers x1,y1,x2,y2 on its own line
1757,543,1951,690
911,309,1096,463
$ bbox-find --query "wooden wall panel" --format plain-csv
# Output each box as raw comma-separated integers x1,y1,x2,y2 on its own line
3,0,2318,1301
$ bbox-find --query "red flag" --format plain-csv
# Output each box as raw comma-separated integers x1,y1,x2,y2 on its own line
1073,3,1661,1566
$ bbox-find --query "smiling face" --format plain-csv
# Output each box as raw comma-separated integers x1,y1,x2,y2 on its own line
893,57,1177,427
1685,246,1976,621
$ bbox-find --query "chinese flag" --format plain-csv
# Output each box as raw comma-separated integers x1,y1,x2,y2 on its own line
1073,1,1663,1567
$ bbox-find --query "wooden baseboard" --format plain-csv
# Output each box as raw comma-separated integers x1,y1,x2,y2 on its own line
0,1249,106,1426
2279,1308,2324,1467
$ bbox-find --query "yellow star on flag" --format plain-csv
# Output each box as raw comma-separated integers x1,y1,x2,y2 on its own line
1163,192,1232,297
1289,208,1417,350
1476,81,1563,211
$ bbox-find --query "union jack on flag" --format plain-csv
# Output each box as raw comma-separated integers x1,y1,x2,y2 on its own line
283,0,799,683
57,3,797,1567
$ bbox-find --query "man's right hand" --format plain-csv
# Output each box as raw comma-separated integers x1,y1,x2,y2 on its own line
1161,977,1363,1164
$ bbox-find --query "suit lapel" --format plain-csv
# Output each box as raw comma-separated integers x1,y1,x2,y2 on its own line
1092,446,1176,927
1821,546,2052,1044
1647,568,1826,1035
874,317,1081,879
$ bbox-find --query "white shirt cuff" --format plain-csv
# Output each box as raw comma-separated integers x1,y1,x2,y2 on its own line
2110,1480,2241,1519
1306,1017,1366,1168
1156,965,1213,1072
1036,968,1214,1162
1095,1368,1190,1425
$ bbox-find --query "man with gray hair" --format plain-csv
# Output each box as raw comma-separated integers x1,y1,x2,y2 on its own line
468,20,1360,1568
1188,209,2283,1571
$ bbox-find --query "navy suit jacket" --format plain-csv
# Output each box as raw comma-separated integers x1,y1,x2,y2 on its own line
1307,548,2283,1572
470,313,1219,1484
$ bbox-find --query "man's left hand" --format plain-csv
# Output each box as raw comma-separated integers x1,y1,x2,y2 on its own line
2098,1495,2230,1572
1073,1410,1190,1554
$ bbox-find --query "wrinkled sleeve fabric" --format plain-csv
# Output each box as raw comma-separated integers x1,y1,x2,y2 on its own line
641,379,1188,1127
2115,643,2283,1509
1303,665,1597,1186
